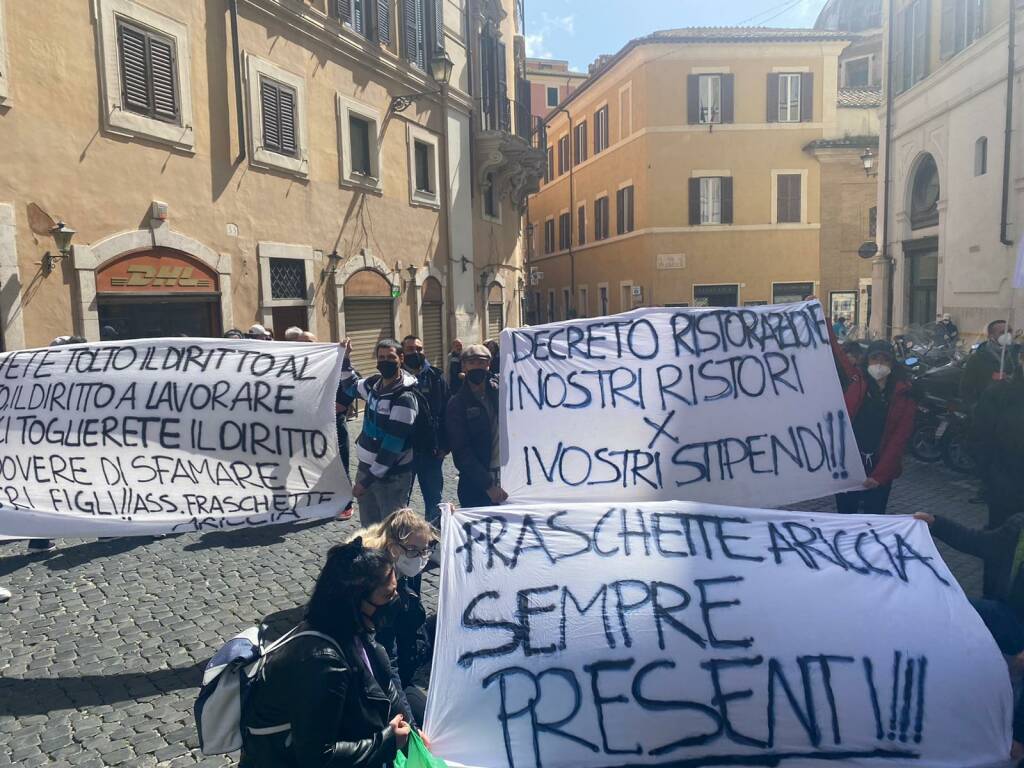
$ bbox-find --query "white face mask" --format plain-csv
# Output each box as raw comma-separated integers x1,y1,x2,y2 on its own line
395,552,429,578
868,364,891,381
998,332,1014,347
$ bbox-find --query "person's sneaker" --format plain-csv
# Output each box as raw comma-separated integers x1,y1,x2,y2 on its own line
337,505,354,521
26,539,56,553
0,587,10,603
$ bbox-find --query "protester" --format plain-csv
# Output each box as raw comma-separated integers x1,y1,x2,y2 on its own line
100,325,119,341
247,324,273,341
484,338,500,375
934,313,959,347
832,316,849,340
445,344,507,507
337,340,419,525
401,335,448,523
240,541,412,767
300,331,317,342
971,345,1024,529
961,320,1018,406
223,329,245,340
838,340,865,389
447,338,463,395
347,509,437,698
284,326,303,341
831,337,915,514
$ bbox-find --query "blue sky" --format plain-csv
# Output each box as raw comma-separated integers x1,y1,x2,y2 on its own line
524,0,830,72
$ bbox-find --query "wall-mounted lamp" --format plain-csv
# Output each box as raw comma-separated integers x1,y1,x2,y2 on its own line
861,147,877,177
391,53,455,113
325,249,342,275
43,221,76,275
459,255,470,273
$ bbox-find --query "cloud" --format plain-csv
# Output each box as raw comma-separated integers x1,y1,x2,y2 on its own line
540,12,575,35
526,11,574,60
525,33,553,58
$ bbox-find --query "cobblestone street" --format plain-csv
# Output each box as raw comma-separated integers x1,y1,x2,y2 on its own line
0,421,989,767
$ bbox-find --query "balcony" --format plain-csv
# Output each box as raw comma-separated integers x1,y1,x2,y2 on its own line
475,95,546,213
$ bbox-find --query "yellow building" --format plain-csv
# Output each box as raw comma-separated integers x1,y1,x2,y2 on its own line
525,27,853,321
0,0,542,370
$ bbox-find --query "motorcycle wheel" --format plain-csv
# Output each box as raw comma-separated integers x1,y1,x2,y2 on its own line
909,424,943,463
941,432,976,474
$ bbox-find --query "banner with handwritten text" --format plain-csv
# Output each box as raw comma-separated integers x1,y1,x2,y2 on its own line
0,339,350,537
424,502,1011,768
500,302,866,506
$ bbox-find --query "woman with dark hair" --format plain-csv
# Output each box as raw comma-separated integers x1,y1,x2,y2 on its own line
241,540,412,767
831,338,916,515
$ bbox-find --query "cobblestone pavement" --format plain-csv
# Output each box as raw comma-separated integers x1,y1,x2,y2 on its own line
0,420,988,767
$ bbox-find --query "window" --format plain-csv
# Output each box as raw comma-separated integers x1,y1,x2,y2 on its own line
594,106,609,154
895,0,930,93
337,95,381,188
701,177,720,224
558,212,571,250
776,173,802,224
336,0,367,37
910,154,940,230
557,135,569,175
594,197,609,241
844,57,871,87
562,288,571,320
335,0,392,43
544,218,555,254
117,20,179,123
546,86,559,107
404,0,427,70
869,206,878,238
694,284,739,308
599,285,609,315
941,0,986,61
408,125,439,206
698,74,721,124
546,146,555,182
98,0,194,149
577,204,586,246
975,137,988,176
778,73,802,123
689,176,733,225
260,76,298,157
483,173,499,220
479,27,508,132
773,282,814,304
413,142,431,192
547,291,555,323
270,258,307,300
573,121,588,165
616,185,635,235
578,286,589,318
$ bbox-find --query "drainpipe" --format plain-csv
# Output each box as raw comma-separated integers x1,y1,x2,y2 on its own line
879,0,897,338
229,0,246,162
1001,0,1016,247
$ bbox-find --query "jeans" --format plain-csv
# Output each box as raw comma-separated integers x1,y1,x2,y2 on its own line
834,483,893,515
414,453,444,524
357,471,414,526
973,598,1024,655
457,479,493,509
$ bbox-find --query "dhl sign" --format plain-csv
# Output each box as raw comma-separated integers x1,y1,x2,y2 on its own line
96,250,219,294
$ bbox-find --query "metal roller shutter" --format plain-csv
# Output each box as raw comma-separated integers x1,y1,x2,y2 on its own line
344,298,393,375
487,302,504,340
421,301,443,365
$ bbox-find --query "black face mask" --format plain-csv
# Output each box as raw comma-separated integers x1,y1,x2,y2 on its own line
362,594,400,631
404,353,424,369
377,360,400,379
466,368,488,386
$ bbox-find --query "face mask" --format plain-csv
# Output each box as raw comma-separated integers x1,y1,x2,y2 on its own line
868,364,891,381
998,332,1014,347
377,360,399,379
466,368,488,386
395,552,430,578
404,352,424,369
361,592,399,631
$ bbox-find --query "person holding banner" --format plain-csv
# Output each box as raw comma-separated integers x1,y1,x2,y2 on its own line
445,344,507,508
831,337,916,515
961,320,1018,407
240,541,412,768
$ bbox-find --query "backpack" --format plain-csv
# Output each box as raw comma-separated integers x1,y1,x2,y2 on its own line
365,374,436,455
194,626,341,756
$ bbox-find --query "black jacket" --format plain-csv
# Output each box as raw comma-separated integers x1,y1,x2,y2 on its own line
447,353,462,396
960,343,1018,405
375,577,429,688
972,378,1024,509
405,361,449,452
931,513,1024,616
241,625,408,768
445,377,499,497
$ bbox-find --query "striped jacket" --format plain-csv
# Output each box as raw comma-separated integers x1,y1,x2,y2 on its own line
337,368,419,487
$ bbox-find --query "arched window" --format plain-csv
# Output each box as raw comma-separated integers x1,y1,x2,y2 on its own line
975,137,988,176
910,154,939,230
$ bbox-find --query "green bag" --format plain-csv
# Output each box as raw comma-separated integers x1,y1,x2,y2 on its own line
394,731,448,768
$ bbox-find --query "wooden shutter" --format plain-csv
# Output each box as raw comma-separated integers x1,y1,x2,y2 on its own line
577,204,586,245
616,188,625,235
404,0,419,65
496,41,508,130
686,74,700,124
337,0,353,24
913,0,929,84
688,178,701,225
766,73,780,122
279,86,297,156
800,73,813,122
480,32,494,122
626,186,635,231
721,177,734,224
432,0,444,52
118,23,151,115
721,74,735,123
940,0,956,59
421,301,443,363
375,0,391,43
261,80,281,153
149,36,178,121
353,0,364,32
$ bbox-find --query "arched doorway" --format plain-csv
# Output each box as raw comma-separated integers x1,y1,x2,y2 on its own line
95,248,222,339
486,282,504,340
344,269,394,375
421,277,444,364
904,153,940,327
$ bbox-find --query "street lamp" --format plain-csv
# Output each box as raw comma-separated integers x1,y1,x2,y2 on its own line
43,221,75,275
861,147,876,177
391,52,455,113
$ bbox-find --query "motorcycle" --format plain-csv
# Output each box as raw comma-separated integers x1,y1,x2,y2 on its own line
908,358,975,473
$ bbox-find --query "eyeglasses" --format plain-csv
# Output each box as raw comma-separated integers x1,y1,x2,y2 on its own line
397,540,437,558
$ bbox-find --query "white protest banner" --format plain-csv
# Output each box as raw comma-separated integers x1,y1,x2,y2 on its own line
425,502,1011,768
0,339,350,537
500,301,866,507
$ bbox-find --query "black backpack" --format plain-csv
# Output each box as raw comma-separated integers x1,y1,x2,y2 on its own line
365,375,436,455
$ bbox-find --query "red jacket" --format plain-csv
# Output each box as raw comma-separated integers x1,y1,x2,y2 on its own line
831,335,916,486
